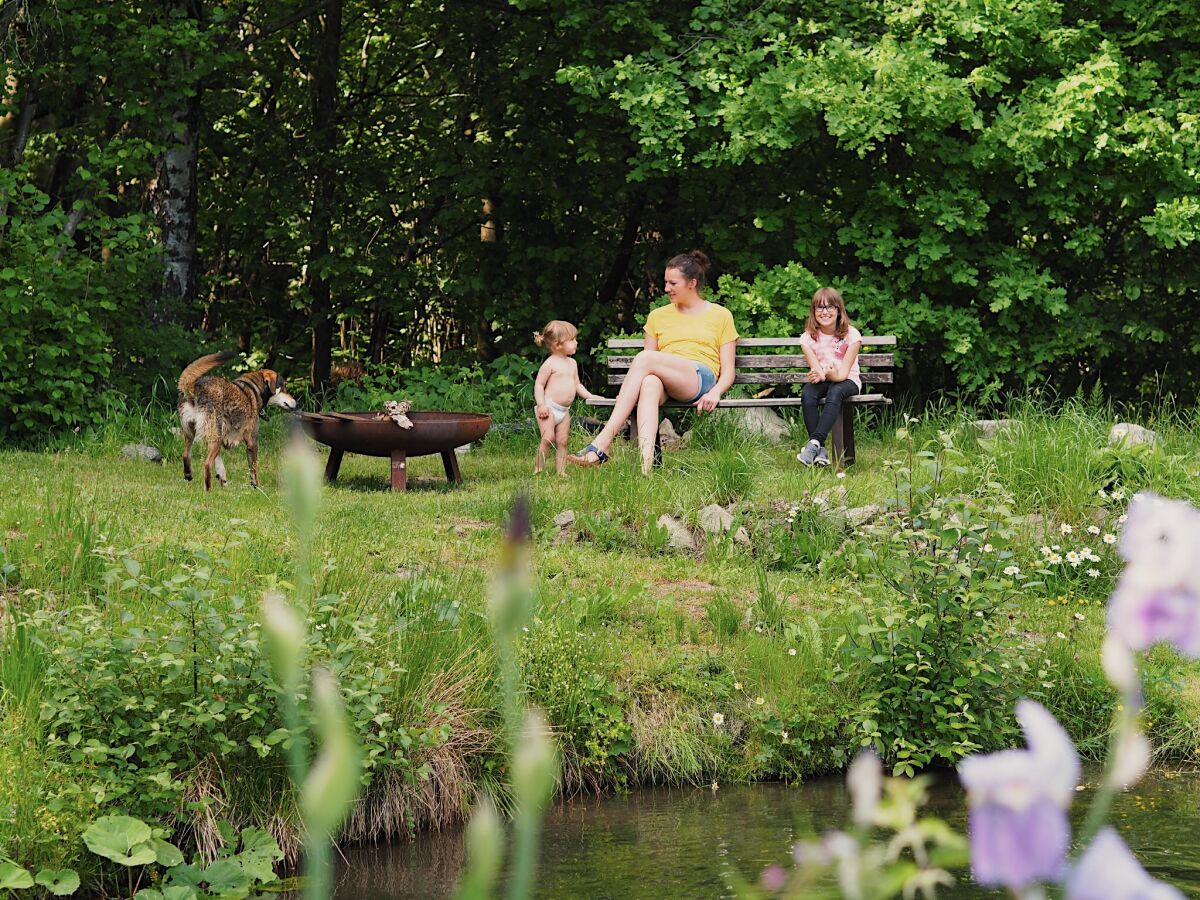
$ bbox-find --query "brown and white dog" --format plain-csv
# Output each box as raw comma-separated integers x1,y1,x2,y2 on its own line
178,352,297,490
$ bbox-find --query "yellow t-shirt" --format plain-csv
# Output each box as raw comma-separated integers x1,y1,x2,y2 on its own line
644,302,740,377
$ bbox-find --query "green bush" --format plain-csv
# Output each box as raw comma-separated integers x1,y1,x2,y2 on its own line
838,433,1025,774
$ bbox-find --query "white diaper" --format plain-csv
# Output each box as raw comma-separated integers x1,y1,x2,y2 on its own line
546,400,570,425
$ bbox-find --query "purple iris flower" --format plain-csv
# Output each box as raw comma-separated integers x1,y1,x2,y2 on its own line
1108,493,1200,658
958,700,1079,890
1066,828,1184,899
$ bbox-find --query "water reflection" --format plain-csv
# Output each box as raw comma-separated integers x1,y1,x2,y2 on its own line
317,768,1200,898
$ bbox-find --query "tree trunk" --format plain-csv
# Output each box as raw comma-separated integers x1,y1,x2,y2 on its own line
598,190,646,328
153,88,201,323
307,0,343,390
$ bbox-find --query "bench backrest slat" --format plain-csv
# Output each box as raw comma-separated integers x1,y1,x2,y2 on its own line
607,372,894,386
608,353,894,369
607,336,896,349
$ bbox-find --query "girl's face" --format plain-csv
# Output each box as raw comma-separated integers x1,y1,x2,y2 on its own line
555,338,578,356
814,300,839,332
664,268,697,303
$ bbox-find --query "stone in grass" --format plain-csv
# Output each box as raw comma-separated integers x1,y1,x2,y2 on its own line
552,509,576,529
1109,422,1157,448
121,444,163,464
843,504,886,527
658,418,680,446
656,514,698,551
730,407,790,444
455,443,472,454
973,419,1019,439
697,504,750,544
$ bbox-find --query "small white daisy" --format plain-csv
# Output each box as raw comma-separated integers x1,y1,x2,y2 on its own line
788,648,797,656
1113,489,1126,501
1103,533,1117,544
1087,525,1101,535
1117,514,1128,524
1074,612,1085,621
734,681,743,691
1087,568,1100,578
781,730,789,741
1048,553,1063,564
1066,551,1081,567
983,543,994,553
836,471,846,479
713,712,725,726
1004,565,1021,576
1040,545,1053,556
1056,631,1067,639
1060,523,1073,535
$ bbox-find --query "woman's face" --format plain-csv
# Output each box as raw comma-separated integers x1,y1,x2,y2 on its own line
664,268,696,302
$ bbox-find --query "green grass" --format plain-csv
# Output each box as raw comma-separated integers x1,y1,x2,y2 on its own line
3,399,1200,883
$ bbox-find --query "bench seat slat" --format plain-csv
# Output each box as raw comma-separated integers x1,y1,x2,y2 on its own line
587,396,892,408
607,372,893,385
607,353,894,368
606,336,896,348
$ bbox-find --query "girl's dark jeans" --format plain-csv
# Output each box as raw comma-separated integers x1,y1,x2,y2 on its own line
802,380,859,444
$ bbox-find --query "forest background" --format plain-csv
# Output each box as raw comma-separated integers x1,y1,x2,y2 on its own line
3,0,1199,442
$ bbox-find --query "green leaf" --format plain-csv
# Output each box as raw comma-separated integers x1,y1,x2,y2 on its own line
35,869,81,895
0,861,35,889
151,837,184,867
202,859,251,895
83,815,158,866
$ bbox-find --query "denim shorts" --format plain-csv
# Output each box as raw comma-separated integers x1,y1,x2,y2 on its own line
687,362,718,403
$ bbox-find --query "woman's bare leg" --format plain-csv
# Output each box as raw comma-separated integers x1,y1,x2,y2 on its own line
636,375,665,474
580,351,700,456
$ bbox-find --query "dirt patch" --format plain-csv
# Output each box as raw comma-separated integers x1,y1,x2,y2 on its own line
450,517,491,539
651,579,717,619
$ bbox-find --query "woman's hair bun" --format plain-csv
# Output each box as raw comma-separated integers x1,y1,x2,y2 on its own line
688,249,711,274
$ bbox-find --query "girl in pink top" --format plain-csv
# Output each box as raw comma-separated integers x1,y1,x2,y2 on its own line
797,287,862,467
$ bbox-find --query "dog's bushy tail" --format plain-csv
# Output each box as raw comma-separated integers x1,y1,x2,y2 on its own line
178,351,238,398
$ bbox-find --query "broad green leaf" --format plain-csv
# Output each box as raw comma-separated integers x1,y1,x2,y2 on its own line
35,868,81,895
83,815,157,866
0,861,35,889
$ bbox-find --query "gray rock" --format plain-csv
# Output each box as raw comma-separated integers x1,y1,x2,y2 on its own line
698,503,735,534
658,418,680,444
844,504,886,527
730,407,790,444
1109,422,1157,448
455,443,473,454
121,443,163,464
552,510,576,529
973,419,1019,439
656,514,698,551
698,503,750,544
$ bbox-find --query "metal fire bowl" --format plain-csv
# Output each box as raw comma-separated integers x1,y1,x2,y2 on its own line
299,411,491,457
299,411,491,491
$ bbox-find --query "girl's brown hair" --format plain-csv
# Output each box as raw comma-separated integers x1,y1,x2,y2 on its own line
533,320,578,350
805,287,853,340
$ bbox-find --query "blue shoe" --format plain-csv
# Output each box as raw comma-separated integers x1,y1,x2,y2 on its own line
569,443,609,467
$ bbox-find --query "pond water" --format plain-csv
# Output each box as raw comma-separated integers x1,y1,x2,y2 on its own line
322,768,1200,898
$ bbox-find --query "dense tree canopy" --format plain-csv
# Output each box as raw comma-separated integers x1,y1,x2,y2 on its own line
3,0,1199,438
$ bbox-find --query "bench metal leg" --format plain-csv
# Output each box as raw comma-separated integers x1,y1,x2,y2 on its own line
830,405,856,467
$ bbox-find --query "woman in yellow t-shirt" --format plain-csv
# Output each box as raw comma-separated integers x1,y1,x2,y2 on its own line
570,250,739,474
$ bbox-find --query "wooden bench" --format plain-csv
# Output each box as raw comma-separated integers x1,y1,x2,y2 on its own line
587,336,896,466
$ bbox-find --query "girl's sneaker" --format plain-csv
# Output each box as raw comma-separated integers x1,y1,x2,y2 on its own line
797,441,820,466
814,446,831,467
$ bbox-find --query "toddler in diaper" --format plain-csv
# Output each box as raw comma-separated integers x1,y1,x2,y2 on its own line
533,320,601,475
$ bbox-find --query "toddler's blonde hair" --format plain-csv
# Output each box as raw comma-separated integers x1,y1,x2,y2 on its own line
533,320,578,350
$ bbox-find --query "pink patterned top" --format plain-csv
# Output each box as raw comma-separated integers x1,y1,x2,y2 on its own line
800,326,863,388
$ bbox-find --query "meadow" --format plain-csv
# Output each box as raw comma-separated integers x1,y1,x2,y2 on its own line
3,396,1200,893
